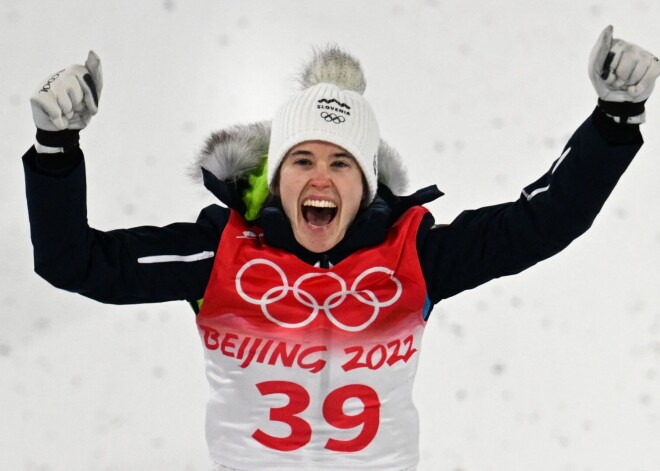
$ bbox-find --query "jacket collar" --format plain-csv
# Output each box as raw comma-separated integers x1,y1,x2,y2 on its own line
203,167,442,265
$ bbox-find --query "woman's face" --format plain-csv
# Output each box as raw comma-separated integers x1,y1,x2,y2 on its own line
277,140,365,253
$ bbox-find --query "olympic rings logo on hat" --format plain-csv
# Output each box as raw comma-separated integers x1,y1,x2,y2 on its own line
235,259,402,332
320,112,346,124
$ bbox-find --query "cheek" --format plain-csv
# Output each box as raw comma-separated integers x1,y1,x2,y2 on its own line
342,177,366,216
278,172,302,216
280,189,295,215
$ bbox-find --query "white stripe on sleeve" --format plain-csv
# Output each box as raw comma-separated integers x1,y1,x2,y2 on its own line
137,251,215,264
523,147,571,201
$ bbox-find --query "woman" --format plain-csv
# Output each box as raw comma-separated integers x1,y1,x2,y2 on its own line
23,26,658,470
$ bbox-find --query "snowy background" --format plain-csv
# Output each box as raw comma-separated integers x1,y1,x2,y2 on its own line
2,1,660,470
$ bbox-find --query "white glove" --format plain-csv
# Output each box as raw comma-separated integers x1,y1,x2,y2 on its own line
589,26,660,103
30,51,103,131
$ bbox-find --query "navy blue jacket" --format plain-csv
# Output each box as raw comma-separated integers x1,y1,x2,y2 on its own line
22,107,642,315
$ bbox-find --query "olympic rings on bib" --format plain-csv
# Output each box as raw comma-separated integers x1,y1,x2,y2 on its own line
235,259,402,332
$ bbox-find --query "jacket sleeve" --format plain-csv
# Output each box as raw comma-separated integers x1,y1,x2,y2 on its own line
418,107,643,304
22,145,229,305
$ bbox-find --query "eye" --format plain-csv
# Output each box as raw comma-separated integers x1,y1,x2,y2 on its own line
331,160,351,168
293,158,312,166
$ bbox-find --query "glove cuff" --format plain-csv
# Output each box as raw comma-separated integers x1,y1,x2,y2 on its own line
597,99,647,124
592,106,643,144
35,129,81,151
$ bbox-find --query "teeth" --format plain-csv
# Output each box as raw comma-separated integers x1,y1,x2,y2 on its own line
303,200,337,208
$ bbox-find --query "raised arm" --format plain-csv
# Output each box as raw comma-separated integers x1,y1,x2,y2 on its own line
419,26,658,304
23,52,227,305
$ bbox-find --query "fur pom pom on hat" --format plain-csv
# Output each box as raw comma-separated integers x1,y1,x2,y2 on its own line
298,46,367,94
267,46,382,203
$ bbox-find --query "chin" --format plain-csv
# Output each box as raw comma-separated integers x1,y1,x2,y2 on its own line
294,224,345,254
298,234,340,254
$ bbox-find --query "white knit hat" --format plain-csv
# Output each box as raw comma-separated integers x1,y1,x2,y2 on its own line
267,47,381,203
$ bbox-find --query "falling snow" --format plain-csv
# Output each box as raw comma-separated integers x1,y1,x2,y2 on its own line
2,1,660,471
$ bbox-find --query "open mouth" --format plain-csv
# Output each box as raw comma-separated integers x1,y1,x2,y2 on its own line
302,199,338,228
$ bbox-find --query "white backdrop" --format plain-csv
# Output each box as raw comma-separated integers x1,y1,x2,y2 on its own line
1,1,659,470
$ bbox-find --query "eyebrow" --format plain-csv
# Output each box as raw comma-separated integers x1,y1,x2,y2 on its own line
288,150,353,159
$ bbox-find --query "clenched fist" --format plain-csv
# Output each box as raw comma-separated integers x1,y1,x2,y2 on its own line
30,51,103,131
589,26,660,104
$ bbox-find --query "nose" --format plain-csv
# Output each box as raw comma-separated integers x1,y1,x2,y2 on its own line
309,164,331,188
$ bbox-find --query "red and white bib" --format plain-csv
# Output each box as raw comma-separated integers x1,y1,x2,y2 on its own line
197,207,429,470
